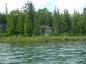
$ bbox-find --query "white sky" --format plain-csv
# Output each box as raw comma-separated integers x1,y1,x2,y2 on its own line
0,0,86,13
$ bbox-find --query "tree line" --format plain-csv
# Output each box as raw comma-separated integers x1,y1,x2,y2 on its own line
0,1,86,36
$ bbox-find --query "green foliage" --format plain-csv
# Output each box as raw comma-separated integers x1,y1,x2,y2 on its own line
0,36,86,43
81,8,86,35
24,1,35,36
1,1,86,37
71,10,82,35
16,12,25,34
52,8,61,35
0,13,7,24
63,9,71,33
24,14,30,35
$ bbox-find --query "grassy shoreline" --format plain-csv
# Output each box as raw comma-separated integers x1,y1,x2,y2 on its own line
0,36,86,43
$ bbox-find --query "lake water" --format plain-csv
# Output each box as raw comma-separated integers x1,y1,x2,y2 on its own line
0,42,86,64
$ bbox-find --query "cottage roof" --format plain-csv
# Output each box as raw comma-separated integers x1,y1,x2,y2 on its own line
40,25,51,29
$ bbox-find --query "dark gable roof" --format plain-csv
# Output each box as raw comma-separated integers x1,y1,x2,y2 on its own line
40,25,52,29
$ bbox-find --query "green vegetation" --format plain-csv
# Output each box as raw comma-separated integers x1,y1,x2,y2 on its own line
0,1,86,43
0,36,86,43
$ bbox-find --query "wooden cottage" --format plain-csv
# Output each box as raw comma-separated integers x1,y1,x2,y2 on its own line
40,25,52,34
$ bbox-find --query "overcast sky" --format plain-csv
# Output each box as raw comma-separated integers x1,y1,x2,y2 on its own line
0,0,86,13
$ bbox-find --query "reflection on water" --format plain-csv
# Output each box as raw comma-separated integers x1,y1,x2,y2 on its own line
0,42,86,64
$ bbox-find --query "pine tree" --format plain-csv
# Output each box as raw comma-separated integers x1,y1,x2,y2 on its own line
71,10,81,35
52,8,61,35
82,8,86,35
63,9,71,33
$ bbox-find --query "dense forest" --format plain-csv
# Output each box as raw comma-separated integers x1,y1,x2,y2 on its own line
0,1,86,36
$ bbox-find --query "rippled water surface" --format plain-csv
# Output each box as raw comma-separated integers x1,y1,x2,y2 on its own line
0,42,86,64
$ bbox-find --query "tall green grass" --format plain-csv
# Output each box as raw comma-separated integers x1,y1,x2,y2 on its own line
0,36,86,43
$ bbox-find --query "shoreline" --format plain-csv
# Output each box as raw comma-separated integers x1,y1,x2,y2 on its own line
0,36,86,43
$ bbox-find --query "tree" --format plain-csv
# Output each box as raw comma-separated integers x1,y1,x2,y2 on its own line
24,1,35,36
52,8,61,35
63,9,71,33
0,13,7,24
24,13,30,35
5,1,86,36
6,13,14,34
82,8,86,35
32,12,40,36
16,12,24,34
37,8,50,26
0,13,7,33
71,10,81,35
6,10,19,34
